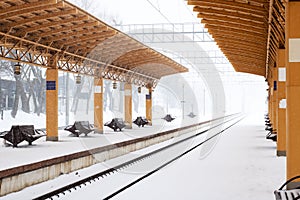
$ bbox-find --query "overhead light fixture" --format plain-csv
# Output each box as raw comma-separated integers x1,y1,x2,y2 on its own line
112,81,117,89
75,74,81,84
14,62,21,75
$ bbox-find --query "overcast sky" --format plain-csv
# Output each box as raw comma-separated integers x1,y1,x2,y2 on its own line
70,0,198,25
68,0,267,115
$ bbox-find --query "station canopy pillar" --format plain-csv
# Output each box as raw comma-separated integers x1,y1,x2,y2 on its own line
146,87,152,125
272,65,278,133
268,87,272,120
276,49,286,157
124,83,132,129
46,59,58,141
94,77,103,134
268,78,273,123
286,1,300,189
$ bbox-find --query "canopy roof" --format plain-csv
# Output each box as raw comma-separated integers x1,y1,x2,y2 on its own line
187,0,285,77
0,0,188,87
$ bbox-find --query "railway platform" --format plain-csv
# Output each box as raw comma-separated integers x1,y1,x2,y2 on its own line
0,116,204,171
0,113,214,197
0,114,285,199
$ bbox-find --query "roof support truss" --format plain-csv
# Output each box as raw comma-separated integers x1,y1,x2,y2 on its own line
0,32,158,87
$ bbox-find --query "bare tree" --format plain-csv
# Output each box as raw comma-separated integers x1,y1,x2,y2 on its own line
0,61,46,118
72,0,94,12
71,0,123,26
25,66,46,116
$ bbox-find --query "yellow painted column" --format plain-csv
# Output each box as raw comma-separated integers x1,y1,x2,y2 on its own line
124,83,132,129
268,86,272,119
269,73,274,125
286,1,300,188
94,77,103,134
272,66,278,132
146,87,152,125
46,59,58,141
277,49,286,156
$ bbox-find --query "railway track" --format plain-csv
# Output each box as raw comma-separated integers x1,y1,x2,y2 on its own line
32,114,243,200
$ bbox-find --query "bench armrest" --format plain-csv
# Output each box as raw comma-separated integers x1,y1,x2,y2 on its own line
64,125,73,130
89,124,95,129
279,175,300,190
35,129,46,135
0,131,8,137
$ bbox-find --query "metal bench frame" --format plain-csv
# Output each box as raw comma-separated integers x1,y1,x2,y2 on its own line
275,175,300,200
104,118,126,132
162,114,175,122
133,116,149,127
0,125,46,147
64,121,94,137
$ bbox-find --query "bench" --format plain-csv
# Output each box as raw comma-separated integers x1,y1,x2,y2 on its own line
274,175,300,200
133,116,149,127
187,112,196,118
264,114,277,141
0,125,46,147
265,114,270,123
162,114,175,122
64,121,94,137
266,131,277,142
104,118,126,132
265,119,272,130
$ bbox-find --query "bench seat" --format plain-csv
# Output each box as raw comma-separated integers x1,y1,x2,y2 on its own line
64,121,94,137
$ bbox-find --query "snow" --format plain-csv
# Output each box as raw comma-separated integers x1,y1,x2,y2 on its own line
114,114,286,200
0,110,208,170
0,114,286,200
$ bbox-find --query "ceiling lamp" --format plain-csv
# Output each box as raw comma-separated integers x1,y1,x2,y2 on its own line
14,62,21,75
113,81,117,89
75,74,81,84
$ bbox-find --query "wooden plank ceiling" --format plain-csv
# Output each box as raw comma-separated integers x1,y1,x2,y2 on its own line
0,0,188,86
187,0,285,77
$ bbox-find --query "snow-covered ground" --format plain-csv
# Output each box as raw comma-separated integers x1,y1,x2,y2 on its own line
0,113,286,200
113,114,285,200
0,110,209,170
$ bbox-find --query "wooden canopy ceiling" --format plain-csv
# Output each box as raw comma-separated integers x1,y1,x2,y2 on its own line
187,0,285,77
0,0,188,87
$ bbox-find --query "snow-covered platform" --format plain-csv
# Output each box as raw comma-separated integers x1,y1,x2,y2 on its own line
0,116,202,171
113,114,286,200
0,114,286,199
0,115,208,197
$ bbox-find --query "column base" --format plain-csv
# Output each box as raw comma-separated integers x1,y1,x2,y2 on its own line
94,129,103,134
125,125,132,129
46,136,58,141
277,150,286,157
287,181,300,190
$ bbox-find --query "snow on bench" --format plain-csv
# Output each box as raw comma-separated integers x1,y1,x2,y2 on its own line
64,121,94,137
0,125,45,147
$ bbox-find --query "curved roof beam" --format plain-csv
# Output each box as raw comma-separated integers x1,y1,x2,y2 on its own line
0,0,188,87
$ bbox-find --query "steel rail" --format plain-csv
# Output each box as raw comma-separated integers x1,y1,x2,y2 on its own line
32,113,242,200
103,116,243,199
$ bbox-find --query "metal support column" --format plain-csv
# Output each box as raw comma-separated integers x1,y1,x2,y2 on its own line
272,65,278,133
46,58,58,141
94,77,103,134
146,87,152,125
268,86,271,119
268,72,273,125
277,48,286,157
124,83,132,129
